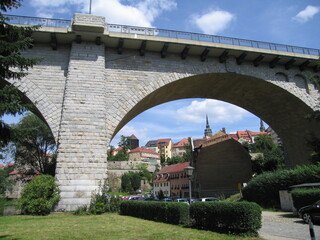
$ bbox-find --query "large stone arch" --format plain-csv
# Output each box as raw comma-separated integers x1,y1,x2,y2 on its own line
109,72,319,167
1,78,61,141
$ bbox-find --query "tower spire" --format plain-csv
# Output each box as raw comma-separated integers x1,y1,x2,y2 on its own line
260,119,265,132
204,114,213,139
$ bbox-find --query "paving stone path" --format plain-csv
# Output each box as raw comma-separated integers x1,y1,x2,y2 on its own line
259,211,320,240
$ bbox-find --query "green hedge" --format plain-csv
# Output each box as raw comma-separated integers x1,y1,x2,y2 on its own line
190,201,261,234
291,188,320,210
120,201,189,225
242,164,320,208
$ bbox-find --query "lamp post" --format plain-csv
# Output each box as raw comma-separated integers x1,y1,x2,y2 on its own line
185,165,194,204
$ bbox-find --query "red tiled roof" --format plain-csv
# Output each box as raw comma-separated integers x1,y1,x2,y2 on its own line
157,162,190,174
114,146,123,151
153,173,170,183
130,147,159,155
0,164,4,168
173,138,189,148
5,163,14,168
157,139,171,146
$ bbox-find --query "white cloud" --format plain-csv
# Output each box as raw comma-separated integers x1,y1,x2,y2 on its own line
29,0,176,27
176,99,248,124
191,9,235,34
110,124,148,147
293,5,320,23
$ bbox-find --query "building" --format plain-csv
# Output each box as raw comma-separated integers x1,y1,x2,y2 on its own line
145,138,173,161
129,134,139,150
172,138,190,157
193,131,252,198
153,162,190,198
128,147,160,167
228,130,268,144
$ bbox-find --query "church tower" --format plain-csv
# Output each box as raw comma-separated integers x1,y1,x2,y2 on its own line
204,114,213,139
260,119,266,132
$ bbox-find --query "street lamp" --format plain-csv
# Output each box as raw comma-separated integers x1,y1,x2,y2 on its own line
185,165,194,204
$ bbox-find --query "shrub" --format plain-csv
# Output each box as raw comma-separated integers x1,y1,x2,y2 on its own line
242,164,320,208
17,175,60,215
291,188,320,210
120,201,190,225
190,201,261,234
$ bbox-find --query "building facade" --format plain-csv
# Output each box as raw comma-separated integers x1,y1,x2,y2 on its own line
153,162,190,198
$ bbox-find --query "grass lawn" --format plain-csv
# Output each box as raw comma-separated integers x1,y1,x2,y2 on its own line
0,212,263,240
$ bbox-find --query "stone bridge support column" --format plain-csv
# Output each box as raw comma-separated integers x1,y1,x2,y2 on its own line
55,40,108,211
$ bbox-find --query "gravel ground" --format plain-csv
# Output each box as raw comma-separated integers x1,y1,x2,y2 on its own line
259,211,320,240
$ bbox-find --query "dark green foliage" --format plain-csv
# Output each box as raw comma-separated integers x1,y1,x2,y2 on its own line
249,135,284,174
108,149,129,161
17,175,60,215
291,188,320,210
190,201,261,234
0,165,14,194
74,179,121,215
0,0,40,145
121,171,141,193
120,201,190,225
118,135,131,151
307,135,320,164
242,164,320,208
157,189,165,200
10,113,57,175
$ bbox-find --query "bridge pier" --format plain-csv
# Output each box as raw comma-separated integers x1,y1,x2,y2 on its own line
55,41,108,211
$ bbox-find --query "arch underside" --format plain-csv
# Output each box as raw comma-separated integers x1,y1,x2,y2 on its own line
113,73,320,167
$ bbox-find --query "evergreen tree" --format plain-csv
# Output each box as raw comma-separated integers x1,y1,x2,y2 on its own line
0,0,39,145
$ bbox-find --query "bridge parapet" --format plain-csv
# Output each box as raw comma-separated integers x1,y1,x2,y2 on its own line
4,14,320,57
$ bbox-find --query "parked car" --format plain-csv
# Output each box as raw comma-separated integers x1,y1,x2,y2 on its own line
174,198,189,204
298,200,320,223
161,198,173,202
197,197,220,202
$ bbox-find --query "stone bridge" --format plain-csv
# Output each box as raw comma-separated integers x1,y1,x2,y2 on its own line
3,14,320,211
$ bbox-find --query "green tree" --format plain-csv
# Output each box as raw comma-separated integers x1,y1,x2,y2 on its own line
121,171,141,193
118,135,131,151
250,135,284,174
166,156,186,165
157,189,165,200
0,165,14,195
108,149,129,161
9,113,57,175
0,0,39,145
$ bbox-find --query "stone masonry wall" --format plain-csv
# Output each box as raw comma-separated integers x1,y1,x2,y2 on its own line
55,42,108,211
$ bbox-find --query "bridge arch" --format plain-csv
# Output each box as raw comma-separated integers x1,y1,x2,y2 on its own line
1,78,61,142
110,72,320,167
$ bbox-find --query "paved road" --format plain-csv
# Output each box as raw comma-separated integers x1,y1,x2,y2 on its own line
259,211,320,240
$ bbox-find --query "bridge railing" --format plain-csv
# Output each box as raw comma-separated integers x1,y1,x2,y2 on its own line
107,24,320,56
4,14,320,56
4,14,71,28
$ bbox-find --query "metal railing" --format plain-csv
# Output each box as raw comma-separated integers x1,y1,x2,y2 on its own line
4,14,71,28
4,14,320,56
107,24,320,56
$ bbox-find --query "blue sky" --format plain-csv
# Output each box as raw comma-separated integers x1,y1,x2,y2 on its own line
4,0,320,147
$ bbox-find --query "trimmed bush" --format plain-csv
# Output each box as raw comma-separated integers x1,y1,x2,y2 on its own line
242,164,320,208
292,188,320,210
120,201,190,225
17,175,60,215
190,201,261,234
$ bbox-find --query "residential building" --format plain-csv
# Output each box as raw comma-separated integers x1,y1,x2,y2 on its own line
153,162,190,198
145,138,172,161
172,138,189,157
228,130,268,144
